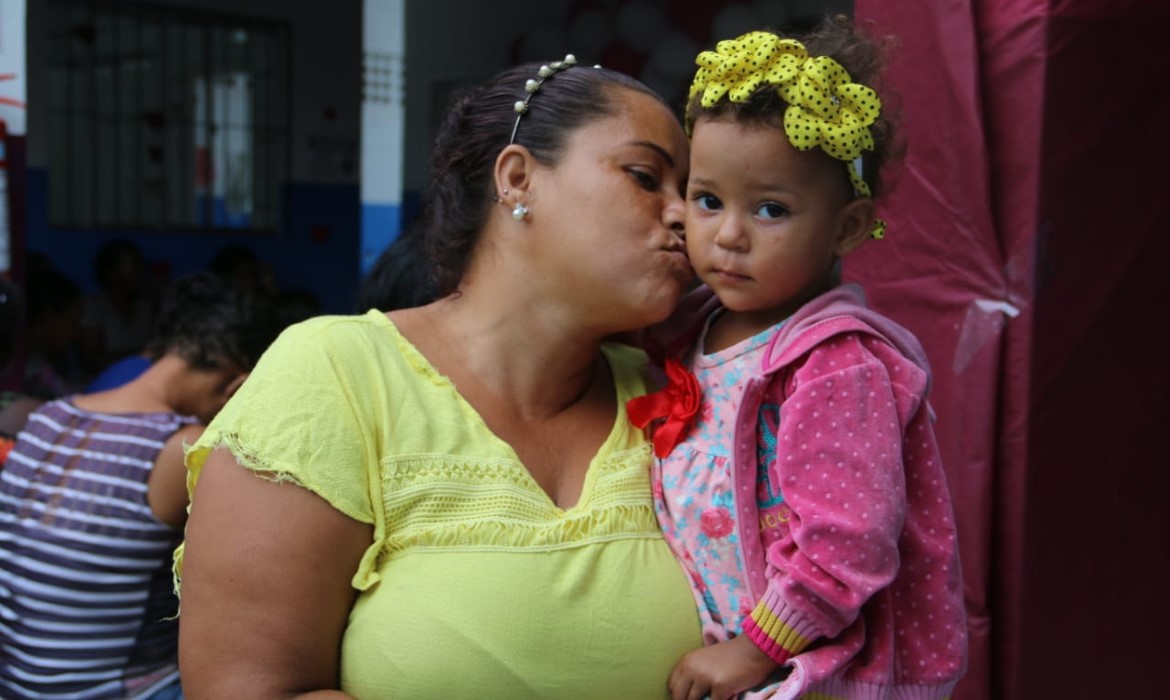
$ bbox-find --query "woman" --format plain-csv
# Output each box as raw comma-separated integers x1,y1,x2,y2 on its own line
0,272,277,699
175,57,700,698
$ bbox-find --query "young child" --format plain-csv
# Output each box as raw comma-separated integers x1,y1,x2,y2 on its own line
628,17,967,700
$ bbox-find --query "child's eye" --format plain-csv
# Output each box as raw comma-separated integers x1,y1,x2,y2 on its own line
756,202,789,220
692,193,722,211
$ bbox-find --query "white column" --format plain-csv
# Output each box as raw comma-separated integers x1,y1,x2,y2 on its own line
360,0,406,274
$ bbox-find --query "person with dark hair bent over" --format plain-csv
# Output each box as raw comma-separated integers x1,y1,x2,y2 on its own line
0,272,279,700
174,56,701,698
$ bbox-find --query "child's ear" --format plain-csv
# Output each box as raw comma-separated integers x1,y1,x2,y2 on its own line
834,197,876,257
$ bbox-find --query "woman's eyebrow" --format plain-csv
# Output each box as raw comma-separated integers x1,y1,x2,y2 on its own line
627,140,676,168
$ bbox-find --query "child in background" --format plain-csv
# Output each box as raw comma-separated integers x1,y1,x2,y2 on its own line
629,17,966,700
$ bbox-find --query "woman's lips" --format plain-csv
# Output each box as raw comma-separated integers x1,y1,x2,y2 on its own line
665,249,693,276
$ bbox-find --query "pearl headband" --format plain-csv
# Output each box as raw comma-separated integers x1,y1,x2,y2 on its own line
508,54,579,145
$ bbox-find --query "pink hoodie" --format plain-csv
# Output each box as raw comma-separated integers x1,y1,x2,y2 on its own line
646,284,967,699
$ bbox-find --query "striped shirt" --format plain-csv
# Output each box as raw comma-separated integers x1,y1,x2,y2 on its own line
0,399,195,699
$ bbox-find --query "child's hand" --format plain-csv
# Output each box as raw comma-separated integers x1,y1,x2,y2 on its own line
668,634,778,700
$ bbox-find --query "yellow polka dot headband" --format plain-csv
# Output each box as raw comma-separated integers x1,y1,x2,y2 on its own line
687,31,886,239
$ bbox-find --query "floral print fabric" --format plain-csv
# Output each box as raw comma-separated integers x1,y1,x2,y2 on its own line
653,318,781,644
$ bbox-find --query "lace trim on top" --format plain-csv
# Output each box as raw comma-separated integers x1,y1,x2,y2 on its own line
380,444,660,555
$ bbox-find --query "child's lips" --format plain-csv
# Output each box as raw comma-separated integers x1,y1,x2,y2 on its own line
711,268,750,283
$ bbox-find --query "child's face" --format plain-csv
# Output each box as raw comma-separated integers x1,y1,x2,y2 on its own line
686,116,866,330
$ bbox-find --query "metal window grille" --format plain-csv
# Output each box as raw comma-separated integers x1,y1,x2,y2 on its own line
47,0,289,231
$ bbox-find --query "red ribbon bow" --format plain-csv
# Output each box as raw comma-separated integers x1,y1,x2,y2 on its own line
626,357,702,458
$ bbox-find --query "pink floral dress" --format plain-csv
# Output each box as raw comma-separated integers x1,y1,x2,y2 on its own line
653,319,784,646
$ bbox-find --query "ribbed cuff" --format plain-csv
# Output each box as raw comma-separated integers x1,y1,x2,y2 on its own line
743,587,820,664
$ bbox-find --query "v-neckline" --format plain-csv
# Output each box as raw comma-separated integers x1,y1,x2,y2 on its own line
371,311,626,515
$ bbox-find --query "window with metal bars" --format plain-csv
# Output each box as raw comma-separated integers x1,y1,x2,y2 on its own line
47,0,289,231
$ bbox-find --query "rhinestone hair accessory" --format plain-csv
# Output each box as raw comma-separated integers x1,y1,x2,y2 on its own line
687,31,886,239
509,54,578,145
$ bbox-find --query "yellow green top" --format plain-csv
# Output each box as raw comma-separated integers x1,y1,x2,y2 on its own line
176,311,701,699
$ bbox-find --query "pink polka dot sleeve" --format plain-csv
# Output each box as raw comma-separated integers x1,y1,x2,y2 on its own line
743,334,923,664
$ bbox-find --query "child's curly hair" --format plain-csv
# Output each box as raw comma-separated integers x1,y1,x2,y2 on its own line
687,14,903,200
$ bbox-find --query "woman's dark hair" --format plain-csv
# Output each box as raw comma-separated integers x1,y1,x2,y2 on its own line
421,62,668,295
145,272,278,372
687,15,902,199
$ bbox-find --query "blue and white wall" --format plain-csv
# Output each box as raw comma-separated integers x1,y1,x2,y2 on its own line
0,0,27,273
15,0,849,309
22,0,364,312
360,0,405,275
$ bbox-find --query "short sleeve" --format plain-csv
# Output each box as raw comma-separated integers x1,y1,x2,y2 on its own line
175,316,386,592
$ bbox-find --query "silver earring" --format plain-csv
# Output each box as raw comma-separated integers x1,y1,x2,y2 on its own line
512,202,529,220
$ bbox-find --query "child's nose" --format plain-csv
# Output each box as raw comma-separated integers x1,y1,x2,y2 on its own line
714,215,748,251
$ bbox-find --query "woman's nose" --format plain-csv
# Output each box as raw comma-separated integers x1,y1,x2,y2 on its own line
663,189,686,236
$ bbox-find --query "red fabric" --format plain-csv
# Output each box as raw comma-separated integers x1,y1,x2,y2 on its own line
848,3,1016,697
853,1,1170,696
0,434,13,468
1019,2,1170,696
626,357,700,458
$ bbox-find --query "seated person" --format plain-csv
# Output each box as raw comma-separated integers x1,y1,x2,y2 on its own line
78,239,156,375
0,272,279,699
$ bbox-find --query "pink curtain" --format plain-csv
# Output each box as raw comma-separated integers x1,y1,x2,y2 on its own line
852,0,1170,696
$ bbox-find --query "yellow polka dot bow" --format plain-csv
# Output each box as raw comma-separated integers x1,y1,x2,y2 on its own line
688,31,886,238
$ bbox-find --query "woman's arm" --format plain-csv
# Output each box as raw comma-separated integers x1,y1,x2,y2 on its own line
178,447,373,699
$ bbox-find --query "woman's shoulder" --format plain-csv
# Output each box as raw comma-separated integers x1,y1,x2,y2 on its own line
279,310,394,344
263,311,404,368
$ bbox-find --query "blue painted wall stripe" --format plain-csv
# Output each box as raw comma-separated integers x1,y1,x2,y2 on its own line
360,202,401,275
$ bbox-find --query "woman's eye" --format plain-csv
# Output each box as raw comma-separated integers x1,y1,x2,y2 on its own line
693,193,721,211
630,169,659,190
757,202,789,220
